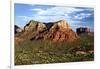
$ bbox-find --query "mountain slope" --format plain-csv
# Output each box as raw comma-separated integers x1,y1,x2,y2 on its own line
15,19,78,44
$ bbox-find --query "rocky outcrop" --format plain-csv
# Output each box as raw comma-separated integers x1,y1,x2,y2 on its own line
15,19,78,44
76,27,90,35
24,20,46,32
49,20,70,32
15,25,23,34
57,20,70,31
45,20,78,42
15,25,24,45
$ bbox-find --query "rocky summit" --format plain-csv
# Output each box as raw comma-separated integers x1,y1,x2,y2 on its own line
45,20,78,42
15,19,78,44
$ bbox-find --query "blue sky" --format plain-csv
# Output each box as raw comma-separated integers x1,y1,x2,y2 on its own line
15,3,94,32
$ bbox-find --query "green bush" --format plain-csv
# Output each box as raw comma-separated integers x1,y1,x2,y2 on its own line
15,35,94,65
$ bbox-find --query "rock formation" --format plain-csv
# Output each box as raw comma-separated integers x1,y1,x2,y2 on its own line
45,20,78,42
15,19,78,44
24,20,46,32
76,27,90,35
15,25,23,34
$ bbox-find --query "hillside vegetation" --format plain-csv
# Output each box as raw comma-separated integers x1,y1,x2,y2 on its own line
15,20,94,65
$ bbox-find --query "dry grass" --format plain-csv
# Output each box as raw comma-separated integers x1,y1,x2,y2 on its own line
15,34,94,65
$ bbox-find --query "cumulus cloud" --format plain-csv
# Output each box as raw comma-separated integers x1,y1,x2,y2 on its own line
17,6,93,25
31,7,85,16
30,8,45,13
29,6,93,23
73,13,92,20
16,5,93,31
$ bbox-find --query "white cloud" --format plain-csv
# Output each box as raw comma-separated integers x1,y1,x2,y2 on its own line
29,7,87,22
31,7,84,16
30,8,45,13
73,13,92,20
29,6,93,23
17,6,93,29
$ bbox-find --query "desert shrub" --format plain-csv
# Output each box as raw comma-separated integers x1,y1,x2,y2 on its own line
15,35,94,65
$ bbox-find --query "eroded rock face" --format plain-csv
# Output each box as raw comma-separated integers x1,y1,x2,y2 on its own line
24,20,47,32
37,23,47,32
50,20,70,32
57,20,70,31
46,29,78,42
54,30,77,42
24,20,37,31
76,27,90,35
15,25,23,34
45,20,78,42
15,19,78,44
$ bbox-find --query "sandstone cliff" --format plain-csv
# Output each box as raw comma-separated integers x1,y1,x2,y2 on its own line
15,19,78,44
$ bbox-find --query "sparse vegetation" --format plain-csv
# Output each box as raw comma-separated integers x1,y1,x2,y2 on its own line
15,34,94,65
